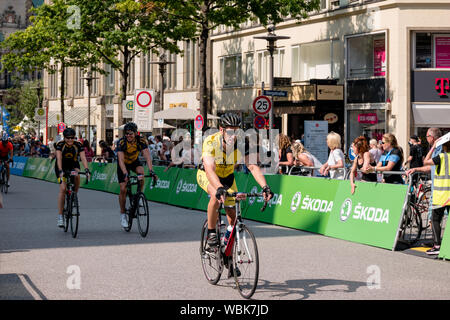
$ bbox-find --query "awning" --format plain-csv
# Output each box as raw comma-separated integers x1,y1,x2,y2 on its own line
153,107,220,120
47,106,97,127
412,104,450,128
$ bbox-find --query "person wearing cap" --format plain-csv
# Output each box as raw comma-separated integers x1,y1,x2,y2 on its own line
55,128,90,228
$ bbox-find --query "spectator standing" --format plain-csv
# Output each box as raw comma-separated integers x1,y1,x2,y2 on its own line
48,137,56,159
350,136,377,194
405,135,423,169
83,140,94,162
373,133,404,184
278,133,294,174
319,132,345,179
369,139,383,164
99,140,115,163
422,137,450,255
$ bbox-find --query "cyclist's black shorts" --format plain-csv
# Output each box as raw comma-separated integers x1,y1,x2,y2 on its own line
0,155,10,163
117,159,143,183
54,161,80,177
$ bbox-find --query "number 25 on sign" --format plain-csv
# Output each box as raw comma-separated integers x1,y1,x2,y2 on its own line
253,96,271,116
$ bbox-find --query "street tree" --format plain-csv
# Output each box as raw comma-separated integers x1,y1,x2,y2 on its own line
157,0,320,124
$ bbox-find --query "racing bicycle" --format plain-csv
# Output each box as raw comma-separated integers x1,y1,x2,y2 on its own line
123,173,157,238
0,159,11,193
61,170,89,238
200,191,268,299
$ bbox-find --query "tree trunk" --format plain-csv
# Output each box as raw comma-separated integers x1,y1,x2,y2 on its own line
119,50,129,126
199,25,209,128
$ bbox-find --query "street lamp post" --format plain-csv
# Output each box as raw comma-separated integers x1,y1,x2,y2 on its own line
31,82,46,140
82,71,99,144
254,27,290,155
150,53,175,132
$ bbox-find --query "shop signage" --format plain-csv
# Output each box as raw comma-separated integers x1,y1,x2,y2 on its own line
169,103,188,108
412,71,450,101
435,78,450,96
273,77,291,87
324,113,338,124
317,85,344,100
358,113,378,124
373,38,386,77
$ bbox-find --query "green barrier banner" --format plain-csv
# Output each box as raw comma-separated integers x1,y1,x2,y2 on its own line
167,168,203,209
83,162,110,191
22,158,45,178
144,166,178,203
243,174,336,235
102,163,120,194
325,181,407,250
439,219,450,260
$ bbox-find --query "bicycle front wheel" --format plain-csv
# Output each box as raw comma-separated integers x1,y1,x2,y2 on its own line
136,193,149,237
69,193,79,238
123,194,133,232
200,220,223,285
3,170,8,194
401,204,422,243
233,224,259,299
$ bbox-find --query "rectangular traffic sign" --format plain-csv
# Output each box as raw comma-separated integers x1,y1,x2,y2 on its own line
263,90,288,97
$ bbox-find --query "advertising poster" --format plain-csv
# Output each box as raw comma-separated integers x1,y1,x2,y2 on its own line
373,38,386,76
435,36,450,68
304,121,328,165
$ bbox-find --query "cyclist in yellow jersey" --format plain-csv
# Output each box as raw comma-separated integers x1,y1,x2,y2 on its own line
197,113,273,248
117,122,156,228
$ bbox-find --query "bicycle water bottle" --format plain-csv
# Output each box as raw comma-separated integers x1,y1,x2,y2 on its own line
223,225,233,246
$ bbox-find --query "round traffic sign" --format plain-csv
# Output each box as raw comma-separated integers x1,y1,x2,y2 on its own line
194,114,204,130
58,122,66,133
253,96,271,115
136,91,152,108
254,116,266,129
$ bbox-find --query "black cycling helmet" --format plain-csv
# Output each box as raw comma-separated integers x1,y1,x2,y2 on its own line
1,133,8,145
63,128,76,137
124,122,138,133
219,113,241,128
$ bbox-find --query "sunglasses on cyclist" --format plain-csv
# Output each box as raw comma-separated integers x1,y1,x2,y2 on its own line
65,136,75,140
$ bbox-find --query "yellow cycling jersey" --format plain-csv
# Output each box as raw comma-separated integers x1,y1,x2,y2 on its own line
201,131,242,178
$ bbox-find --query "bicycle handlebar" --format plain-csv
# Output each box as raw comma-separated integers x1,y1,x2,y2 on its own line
224,192,270,212
127,173,158,187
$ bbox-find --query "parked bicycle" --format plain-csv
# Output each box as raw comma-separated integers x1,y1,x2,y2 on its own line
399,172,432,243
123,173,157,238
200,191,268,299
62,170,89,238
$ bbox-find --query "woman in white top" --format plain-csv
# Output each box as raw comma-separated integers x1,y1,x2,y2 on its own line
319,132,345,179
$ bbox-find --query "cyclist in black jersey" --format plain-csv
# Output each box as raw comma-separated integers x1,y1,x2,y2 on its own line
116,122,156,228
55,128,90,228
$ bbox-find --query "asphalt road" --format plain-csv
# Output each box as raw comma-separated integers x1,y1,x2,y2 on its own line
1,175,450,301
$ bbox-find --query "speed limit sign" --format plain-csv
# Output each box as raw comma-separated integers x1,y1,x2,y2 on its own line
253,95,271,115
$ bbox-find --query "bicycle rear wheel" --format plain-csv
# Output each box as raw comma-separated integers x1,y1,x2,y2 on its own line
69,193,79,238
416,187,432,231
63,195,70,233
136,192,149,237
3,170,8,194
232,224,259,299
200,220,223,285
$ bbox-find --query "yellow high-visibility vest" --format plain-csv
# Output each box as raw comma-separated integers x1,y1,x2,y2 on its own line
433,152,450,207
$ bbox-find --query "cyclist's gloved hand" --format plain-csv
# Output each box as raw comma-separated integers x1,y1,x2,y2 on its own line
85,168,90,180
215,186,228,202
262,185,274,201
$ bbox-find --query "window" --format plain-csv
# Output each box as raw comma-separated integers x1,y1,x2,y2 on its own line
257,48,285,83
291,40,341,82
104,64,115,104
184,40,198,88
49,66,58,98
220,54,242,87
414,32,450,69
245,53,254,86
165,52,177,90
74,67,84,97
91,70,98,96
142,51,155,89
347,34,385,78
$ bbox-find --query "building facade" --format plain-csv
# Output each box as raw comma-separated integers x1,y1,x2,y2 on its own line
41,0,450,154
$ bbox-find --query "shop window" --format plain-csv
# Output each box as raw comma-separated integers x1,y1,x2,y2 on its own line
245,53,254,86
257,49,285,84
414,32,450,69
347,34,386,78
347,109,385,147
